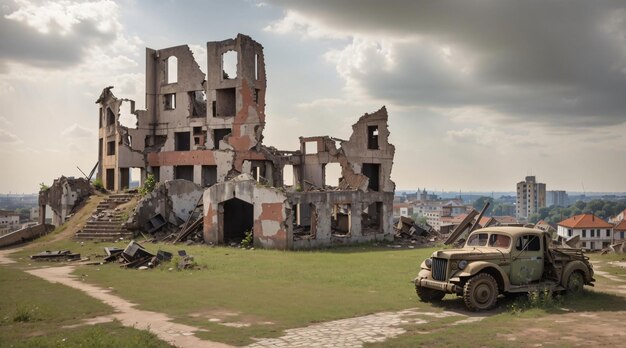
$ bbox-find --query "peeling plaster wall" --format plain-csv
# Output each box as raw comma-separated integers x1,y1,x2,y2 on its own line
203,174,289,249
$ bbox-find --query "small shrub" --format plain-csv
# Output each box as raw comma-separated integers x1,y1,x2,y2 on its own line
241,230,253,248
507,287,563,314
92,178,104,190
139,174,156,196
13,304,39,323
39,182,49,192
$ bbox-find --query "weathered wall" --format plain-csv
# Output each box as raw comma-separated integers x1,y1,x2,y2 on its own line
203,174,290,249
39,177,93,227
0,223,55,247
128,180,204,232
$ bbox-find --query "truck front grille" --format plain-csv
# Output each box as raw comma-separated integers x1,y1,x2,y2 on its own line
432,258,448,281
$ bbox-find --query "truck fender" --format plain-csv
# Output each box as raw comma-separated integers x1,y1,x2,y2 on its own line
562,260,592,285
456,261,511,292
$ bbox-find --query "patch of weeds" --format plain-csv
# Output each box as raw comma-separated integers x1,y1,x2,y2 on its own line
139,174,156,196
507,287,563,314
241,230,253,249
12,304,40,323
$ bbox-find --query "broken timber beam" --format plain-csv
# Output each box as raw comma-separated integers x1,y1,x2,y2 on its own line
444,210,479,245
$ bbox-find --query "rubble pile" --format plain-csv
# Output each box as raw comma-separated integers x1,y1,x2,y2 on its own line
393,216,441,246
100,241,197,270
30,250,81,262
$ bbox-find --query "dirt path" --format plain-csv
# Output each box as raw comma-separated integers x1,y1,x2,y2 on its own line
25,265,232,348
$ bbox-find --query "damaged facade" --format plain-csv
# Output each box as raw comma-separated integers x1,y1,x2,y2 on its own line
39,176,93,226
97,34,396,249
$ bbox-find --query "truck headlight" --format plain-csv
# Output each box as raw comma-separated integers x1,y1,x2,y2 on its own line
425,258,432,268
458,260,468,270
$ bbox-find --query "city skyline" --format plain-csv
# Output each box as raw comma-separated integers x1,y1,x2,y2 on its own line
1,0,625,193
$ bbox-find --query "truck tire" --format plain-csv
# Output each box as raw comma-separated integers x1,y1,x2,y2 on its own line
463,273,498,311
415,284,445,302
566,271,584,295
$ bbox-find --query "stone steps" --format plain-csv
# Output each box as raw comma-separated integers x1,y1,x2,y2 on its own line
74,193,136,241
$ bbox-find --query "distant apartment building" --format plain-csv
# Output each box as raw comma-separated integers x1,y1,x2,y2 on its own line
0,210,20,232
546,190,568,207
557,213,613,251
516,176,546,220
393,203,413,218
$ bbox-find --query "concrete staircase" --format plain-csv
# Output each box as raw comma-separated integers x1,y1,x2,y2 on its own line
75,193,135,241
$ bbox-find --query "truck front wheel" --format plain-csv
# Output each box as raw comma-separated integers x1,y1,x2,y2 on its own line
566,271,584,295
415,284,445,302
463,273,499,311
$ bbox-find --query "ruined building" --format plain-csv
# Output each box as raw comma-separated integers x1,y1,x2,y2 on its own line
96,34,396,249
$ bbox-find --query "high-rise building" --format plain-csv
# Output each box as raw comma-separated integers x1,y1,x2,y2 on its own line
546,190,568,207
516,176,546,220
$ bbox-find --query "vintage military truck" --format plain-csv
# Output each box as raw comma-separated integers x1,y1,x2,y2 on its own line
414,227,595,311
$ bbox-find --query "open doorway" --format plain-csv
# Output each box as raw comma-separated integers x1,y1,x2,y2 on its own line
292,203,317,240
331,203,351,236
361,202,383,235
222,198,253,244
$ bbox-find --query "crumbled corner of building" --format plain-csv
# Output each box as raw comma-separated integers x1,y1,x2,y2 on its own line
87,33,396,250
38,176,93,227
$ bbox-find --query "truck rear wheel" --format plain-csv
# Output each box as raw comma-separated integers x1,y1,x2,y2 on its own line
463,273,498,311
415,284,445,302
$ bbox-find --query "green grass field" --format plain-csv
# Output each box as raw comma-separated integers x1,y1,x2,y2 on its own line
4,219,626,346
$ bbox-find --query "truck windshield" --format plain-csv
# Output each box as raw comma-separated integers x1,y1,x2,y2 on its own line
466,233,488,246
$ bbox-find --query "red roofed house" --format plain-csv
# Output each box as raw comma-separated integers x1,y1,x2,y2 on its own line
614,220,626,242
557,213,613,251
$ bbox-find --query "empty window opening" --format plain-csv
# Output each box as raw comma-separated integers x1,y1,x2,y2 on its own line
121,133,132,147
362,163,380,191
105,169,115,191
293,203,317,241
189,91,207,117
98,138,103,159
99,108,103,128
164,93,176,110
249,160,267,183
331,204,351,236
222,50,238,79
255,53,259,80
282,164,294,187
118,101,137,128
323,162,342,187
367,125,379,150
304,141,318,154
193,127,206,148
175,131,190,151
215,88,236,116
174,165,194,182
362,202,383,234
201,165,217,187
106,108,116,126
214,128,231,149
107,140,115,156
222,198,253,244
166,56,178,84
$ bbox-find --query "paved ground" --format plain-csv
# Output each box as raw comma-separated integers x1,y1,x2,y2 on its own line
246,310,474,348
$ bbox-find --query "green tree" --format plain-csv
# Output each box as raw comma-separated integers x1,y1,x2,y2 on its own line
528,213,541,224
473,196,494,215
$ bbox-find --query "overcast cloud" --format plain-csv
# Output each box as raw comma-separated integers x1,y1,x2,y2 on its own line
266,0,626,128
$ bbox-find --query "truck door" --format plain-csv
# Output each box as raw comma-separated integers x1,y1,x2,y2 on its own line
510,234,544,284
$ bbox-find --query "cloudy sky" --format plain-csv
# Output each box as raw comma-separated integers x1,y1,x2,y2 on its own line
0,0,625,194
